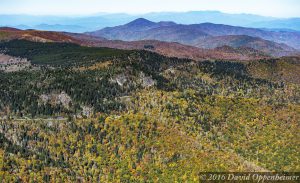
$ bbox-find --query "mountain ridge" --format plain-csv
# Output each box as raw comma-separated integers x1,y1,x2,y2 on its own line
88,19,300,56
1,11,300,32
0,27,269,61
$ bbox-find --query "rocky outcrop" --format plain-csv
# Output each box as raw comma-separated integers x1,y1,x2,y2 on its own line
139,72,156,87
40,91,72,109
0,54,31,72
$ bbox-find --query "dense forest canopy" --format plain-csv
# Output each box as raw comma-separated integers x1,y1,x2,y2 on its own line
0,40,299,182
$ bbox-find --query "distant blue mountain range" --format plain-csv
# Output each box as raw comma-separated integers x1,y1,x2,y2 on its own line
1,11,300,33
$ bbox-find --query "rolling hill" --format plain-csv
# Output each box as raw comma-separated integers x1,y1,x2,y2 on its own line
0,27,85,44
0,26,296,61
195,35,297,57
88,18,300,55
0,27,268,61
88,39,269,61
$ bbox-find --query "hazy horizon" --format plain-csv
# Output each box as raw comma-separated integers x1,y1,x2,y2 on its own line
1,10,300,19
1,0,300,18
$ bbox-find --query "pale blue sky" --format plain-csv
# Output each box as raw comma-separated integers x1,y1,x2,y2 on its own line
1,0,300,18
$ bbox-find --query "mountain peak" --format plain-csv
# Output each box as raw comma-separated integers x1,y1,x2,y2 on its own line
126,18,155,27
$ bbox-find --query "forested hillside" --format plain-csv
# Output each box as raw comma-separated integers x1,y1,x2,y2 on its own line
0,40,299,182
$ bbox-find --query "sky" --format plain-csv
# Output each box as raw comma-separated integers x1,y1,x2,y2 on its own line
1,0,300,18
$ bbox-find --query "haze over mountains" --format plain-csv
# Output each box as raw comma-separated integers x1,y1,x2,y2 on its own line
1,11,300,59
88,18,300,57
1,15,300,60
1,11,300,33
0,27,270,61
